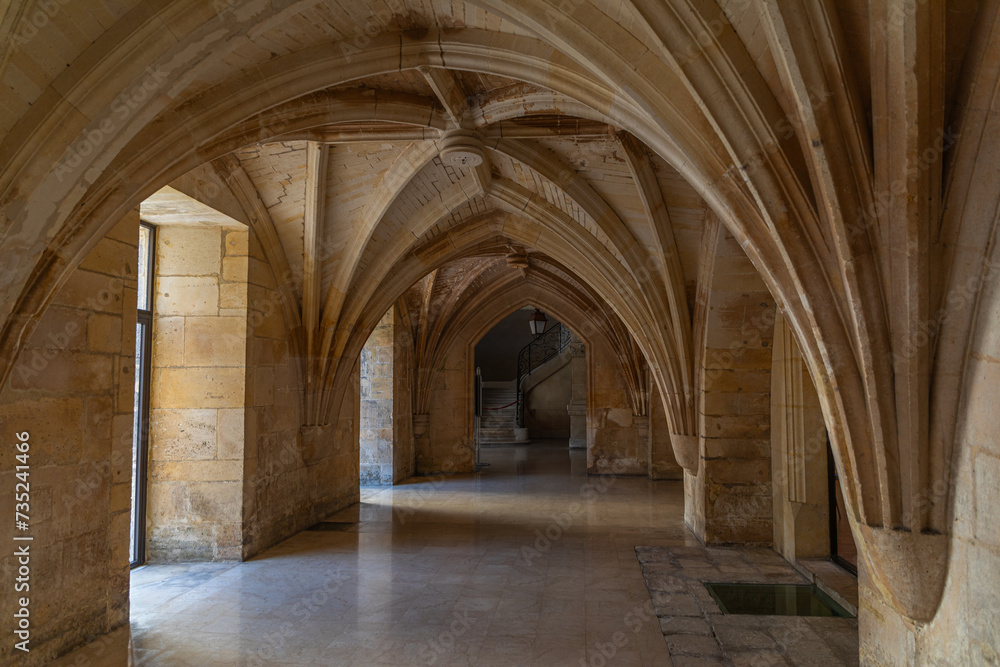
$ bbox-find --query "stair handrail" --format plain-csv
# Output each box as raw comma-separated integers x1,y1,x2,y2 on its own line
515,323,573,427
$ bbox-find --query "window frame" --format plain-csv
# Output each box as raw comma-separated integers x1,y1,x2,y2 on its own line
130,221,156,568
827,443,858,576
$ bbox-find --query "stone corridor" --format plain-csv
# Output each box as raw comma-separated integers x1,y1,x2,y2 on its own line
5,2,1000,663
53,444,856,666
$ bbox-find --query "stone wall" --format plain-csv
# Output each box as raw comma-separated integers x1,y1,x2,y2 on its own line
0,203,362,664
687,228,774,544
0,212,138,665
360,309,394,485
147,224,248,561
587,343,645,475
418,313,648,476
473,309,546,381
420,341,476,474
770,312,829,562
525,361,572,438
567,343,587,449
858,258,1000,665
242,231,359,557
392,303,415,483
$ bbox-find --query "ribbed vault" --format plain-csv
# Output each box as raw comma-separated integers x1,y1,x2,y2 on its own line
1,0,996,630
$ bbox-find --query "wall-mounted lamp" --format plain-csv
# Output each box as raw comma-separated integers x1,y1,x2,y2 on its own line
528,309,547,337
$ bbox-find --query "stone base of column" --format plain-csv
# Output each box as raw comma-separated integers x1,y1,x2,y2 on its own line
299,424,333,466
567,397,586,450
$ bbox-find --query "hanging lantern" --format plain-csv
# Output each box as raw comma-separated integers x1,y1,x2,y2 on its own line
528,308,547,336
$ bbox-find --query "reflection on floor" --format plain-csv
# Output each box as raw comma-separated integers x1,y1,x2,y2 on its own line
54,444,682,666
52,443,855,666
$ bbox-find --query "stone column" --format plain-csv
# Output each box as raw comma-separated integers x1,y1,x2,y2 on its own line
299,424,333,465
567,342,587,449
634,414,650,457
770,312,829,561
413,412,430,455
649,380,683,479
688,225,775,544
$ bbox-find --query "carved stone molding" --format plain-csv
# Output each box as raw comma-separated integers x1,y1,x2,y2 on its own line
670,433,699,472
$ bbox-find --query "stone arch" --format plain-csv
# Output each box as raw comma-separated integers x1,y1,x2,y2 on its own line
3,0,986,627
411,266,650,474
0,26,729,398
320,210,673,461
0,30,722,478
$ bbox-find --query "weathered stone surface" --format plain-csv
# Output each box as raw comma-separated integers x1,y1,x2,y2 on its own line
222,256,248,282
665,634,724,657
152,316,185,367
225,230,249,256
638,545,858,665
3,4,998,663
11,350,113,393
28,306,88,351
659,616,714,637
184,316,247,366
712,622,778,650
156,277,219,316
157,227,222,276
50,269,128,315
0,210,138,667
155,367,245,408
219,281,247,309
151,460,243,482
149,408,218,460
87,313,125,353
145,224,249,566
643,572,689,593
217,408,244,460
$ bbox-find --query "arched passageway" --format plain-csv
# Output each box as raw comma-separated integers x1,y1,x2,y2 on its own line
3,2,1000,664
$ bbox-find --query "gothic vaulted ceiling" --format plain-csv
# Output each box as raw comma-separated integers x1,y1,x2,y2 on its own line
0,0,994,625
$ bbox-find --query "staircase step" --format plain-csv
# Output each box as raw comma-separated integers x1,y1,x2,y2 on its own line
479,385,517,443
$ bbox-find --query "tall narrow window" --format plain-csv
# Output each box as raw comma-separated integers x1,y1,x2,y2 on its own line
828,443,858,575
130,222,155,567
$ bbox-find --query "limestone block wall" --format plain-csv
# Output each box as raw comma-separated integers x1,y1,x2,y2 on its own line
687,228,774,544
392,304,415,483
588,343,644,475
421,342,476,473
360,310,394,485
0,212,138,666
770,312,829,562
147,225,248,561
858,259,1000,665
242,231,359,557
525,362,572,438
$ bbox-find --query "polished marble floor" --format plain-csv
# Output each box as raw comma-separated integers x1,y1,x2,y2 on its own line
54,444,699,666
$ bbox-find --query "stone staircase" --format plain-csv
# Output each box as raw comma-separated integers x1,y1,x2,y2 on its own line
479,381,518,443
